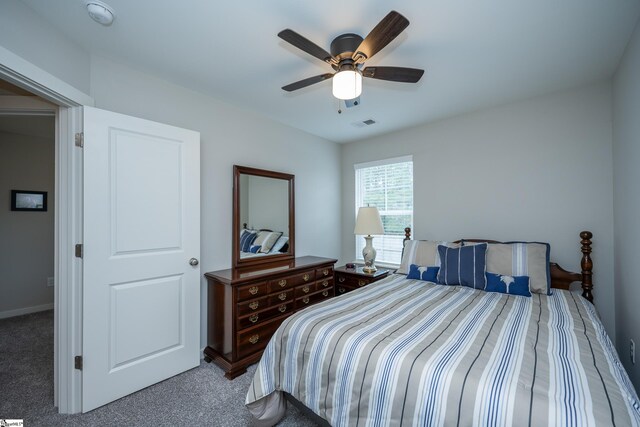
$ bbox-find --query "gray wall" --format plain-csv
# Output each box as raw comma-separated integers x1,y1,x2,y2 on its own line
89,56,342,348
613,18,640,390
341,83,616,339
0,0,91,95
0,130,55,317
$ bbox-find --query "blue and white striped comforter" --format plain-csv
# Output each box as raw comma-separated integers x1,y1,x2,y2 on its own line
246,274,640,426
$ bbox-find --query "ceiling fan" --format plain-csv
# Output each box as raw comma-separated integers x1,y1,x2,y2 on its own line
278,11,424,101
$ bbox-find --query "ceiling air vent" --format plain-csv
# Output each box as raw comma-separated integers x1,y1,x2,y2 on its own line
362,119,376,125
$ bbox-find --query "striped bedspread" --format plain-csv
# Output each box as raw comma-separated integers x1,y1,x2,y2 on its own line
246,274,640,426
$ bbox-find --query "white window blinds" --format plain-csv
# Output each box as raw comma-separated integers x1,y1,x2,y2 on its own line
355,156,413,265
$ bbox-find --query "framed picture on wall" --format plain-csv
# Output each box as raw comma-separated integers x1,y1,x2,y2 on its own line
11,190,48,212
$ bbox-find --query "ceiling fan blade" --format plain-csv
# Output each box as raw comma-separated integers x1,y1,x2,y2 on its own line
278,29,334,64
362,67,424,83
282,73,334,92
353,11,409,61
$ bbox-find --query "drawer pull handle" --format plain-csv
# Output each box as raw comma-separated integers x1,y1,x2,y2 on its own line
302,285,310,293
303,274,310,281
322,290,329,297
249,286,259,295
338,277,346,283
278,279,287,287
249,314,259,323
323,269,329,276
249,334,259,344
358,280,366,287
278,292,287,301
322,280,329,287
338,287,346,294
279,304,287,313
249,301,259,310
303,297,310,304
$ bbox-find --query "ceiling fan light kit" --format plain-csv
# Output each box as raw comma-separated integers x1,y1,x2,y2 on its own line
332,69,362,100
278,11,424,102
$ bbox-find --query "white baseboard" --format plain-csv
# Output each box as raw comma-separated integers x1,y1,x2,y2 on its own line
0,303,54,319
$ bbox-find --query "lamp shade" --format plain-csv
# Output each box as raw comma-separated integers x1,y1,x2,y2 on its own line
354,207,384,235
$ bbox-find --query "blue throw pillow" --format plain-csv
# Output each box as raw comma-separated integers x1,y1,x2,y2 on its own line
249,245,261,253
437,243,487,289
485,272,531,297
407,264,440,282
240,230,257,252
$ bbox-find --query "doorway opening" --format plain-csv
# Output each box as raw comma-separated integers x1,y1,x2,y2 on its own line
0,79,59,417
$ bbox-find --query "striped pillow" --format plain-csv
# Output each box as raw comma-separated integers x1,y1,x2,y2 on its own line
254,231,283,253
240,230,257,252
437,243,487,289
397,240,460,275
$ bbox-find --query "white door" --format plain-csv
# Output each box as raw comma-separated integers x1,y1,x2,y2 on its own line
82,106,200,412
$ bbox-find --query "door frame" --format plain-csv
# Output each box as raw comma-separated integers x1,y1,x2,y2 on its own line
0,45,94,414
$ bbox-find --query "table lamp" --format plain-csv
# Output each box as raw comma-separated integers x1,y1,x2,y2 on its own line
354,206,384,273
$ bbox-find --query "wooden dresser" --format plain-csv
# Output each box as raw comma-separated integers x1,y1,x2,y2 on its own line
204,256,337,379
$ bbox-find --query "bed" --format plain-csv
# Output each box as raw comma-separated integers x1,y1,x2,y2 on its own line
245,231,640,426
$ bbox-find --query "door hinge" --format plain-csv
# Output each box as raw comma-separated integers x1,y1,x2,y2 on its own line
75,355,83,370
75,132,84,147
75,244,83,258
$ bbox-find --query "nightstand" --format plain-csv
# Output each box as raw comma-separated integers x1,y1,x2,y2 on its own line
334,265,390,296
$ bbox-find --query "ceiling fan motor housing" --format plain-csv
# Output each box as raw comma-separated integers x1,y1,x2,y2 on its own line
330,33,364,61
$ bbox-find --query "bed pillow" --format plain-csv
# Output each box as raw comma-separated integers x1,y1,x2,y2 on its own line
481,242,551,295
397,240,460,275
240,229,257,252
255,231,283,253
437,243,487,289
249,245,261,254
407,264,440,282
269,236,289,253
485,272,531,297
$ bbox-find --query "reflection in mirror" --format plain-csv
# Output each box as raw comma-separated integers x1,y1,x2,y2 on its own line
233,165,295,268
239,175,289,259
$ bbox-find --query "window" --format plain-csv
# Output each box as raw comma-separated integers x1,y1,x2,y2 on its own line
355,156,413,265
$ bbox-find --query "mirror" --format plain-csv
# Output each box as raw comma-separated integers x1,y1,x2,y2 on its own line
233,165,295,268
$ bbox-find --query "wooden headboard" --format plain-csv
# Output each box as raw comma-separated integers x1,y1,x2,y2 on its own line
402,228,594,303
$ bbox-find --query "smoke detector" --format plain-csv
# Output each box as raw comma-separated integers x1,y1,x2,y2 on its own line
85,1,115,26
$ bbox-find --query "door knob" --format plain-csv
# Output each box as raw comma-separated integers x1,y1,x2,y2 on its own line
189,258,199,266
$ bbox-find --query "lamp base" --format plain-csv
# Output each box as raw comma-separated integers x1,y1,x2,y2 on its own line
362,265,377,273
362,235,377,273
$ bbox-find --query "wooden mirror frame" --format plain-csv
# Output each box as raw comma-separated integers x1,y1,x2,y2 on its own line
233,165,295,269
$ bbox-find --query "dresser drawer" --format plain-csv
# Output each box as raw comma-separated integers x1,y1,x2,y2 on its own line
336,285,350,296
335,274,369,288
237,296,268,316
316,277,334,290
316,266,333,279
237,301,293,330
237,316,285,359
268,289,294,305
295,282,316,297
268,270,315,292
295,288,332,310
237,281,268,302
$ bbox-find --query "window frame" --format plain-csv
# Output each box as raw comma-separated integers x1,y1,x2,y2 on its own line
354,155,413,267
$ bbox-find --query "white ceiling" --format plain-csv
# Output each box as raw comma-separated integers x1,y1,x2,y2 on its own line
20,0,640,143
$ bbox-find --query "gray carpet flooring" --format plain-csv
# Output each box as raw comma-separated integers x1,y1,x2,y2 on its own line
0,310,316,426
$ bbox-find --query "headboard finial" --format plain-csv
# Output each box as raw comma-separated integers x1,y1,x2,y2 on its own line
580,231,593,303
404,227,411,242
